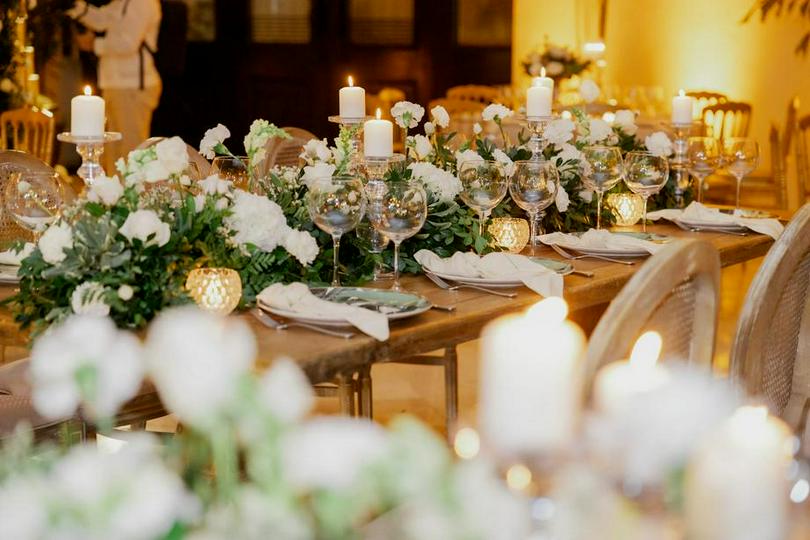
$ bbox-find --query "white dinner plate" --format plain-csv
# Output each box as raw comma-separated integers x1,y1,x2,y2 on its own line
0,265,20,284
676,218,748,233
551,232,666,258
426,258,573,288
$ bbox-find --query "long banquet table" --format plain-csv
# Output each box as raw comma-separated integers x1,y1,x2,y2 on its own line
0,223,775,425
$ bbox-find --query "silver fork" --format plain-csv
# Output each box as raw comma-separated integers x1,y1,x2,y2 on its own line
251,308,356,339
549,243,636,266
424,271,518,298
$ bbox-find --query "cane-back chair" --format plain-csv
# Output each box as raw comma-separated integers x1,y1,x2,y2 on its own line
0,106,55,165
702,101,752,141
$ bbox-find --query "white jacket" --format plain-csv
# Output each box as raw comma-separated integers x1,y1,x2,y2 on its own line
73,0,162,90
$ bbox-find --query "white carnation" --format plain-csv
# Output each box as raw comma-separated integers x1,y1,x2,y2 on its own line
198,174,233,196
544,118,575,146
390,101,425,129
455,149,484,169
199,123,231,160
301,162,336,189
430,105,450,128
38,221,73,264
119,209,171,248
408,162,462,202
587,119,612,144
645,131,674,158
493,148,515,177
613,109,638,135
481,103,513,122
579,79,601,104
423,121,435,136
299,138,332,165
155,136,190,177
87,174,124,206
282,229,319,266
225,190,288,252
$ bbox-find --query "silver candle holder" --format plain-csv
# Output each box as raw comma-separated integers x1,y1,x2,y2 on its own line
328,115,371,175
57,131,122,186
667,122,693,207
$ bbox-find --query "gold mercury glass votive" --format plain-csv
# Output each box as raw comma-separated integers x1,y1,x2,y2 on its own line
488,217,530,253
185,268,242,315
607,192,645,227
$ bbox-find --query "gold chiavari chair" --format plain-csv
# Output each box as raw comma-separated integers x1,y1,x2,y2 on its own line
0,106,55,165
702,101,752,141
446,84,504,104
685,90,727,123
731,204,810,444
583,240,721,391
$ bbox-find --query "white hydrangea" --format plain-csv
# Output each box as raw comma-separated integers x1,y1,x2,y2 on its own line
87,174,124,206
197,174,233,196
430,105,450,128
481,103,513,122
613,109,638,135
408,162,462,202
225,190,289,253
38,221,73,264
645,131,674,157
119,209,171,248
199,123,231,160
391,101,425,129
282,229,319,266
587,118,613,144
70,281,110,317
299,138,332,165
544,118,575,146
579,79,601,103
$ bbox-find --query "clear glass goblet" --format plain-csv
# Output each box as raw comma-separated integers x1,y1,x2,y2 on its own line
722,137,759,211
306,176,367,287
509,160,557,252
582,146,624,230
687,137,720,204
367,181,428,291
357,179,392,281
623,151,670,232
458,160,508,238
4,171,64,240
211,156,251,191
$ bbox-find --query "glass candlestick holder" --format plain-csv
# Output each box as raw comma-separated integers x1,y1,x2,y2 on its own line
56,132,122,186
328,115,371,175
667,122,693,208
525,115,555,161
359,155,394,281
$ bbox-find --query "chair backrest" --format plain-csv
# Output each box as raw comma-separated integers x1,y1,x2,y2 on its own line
770,125,791,210
0,150,57,246
797,113,810,204
366,87,407,118
135,136,211,179
0,107,55,165
583,240,721,390
446,85,503,104
428,97,485,116
685,90,727,122
731,204,810,436
263,126,317,172
701,101,752,140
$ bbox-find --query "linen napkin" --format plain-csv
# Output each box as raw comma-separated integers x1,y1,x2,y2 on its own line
0,243,33,266
647,202,783,239
257,282,389,341
414,249,564,297
539,229,664,255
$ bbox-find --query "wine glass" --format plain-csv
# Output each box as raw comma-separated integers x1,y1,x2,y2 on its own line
306,176,366,287
356,179,391,281
582,146,624,230
4,171,64,240
458,160,508,237
623,151,670,232
723,137,759,211
509,160,557,252
367,181,428,291
687,137,720,204
211,156,250,191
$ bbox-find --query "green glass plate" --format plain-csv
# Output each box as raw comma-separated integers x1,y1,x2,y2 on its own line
312,287,432,319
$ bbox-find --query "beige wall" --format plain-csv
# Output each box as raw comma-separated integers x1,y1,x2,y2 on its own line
513,0,810,177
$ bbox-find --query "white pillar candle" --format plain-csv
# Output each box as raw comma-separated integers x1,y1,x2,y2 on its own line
70,85,105,137
479,297,585,457
671,89,693,125
339,75,365,119
526,85,553,118
532,67,554,91
593,331,670,415
686,406,793,540
363,109,393,158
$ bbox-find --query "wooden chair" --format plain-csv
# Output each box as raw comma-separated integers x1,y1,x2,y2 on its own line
583,240,721,390
686,90,727,123
0,107,55,165
446,84,503,104
730,203,810,440
797,113,810,204
702,101,752,140
264,126,317,171
0,150,58,247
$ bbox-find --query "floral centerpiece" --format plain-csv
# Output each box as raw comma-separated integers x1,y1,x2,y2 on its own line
521,40,591,80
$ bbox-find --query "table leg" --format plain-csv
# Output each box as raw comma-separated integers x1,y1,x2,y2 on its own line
336,372,356,416
358,365,373,419
444,346,458,437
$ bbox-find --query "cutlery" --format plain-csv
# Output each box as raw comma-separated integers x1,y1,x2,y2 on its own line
424,271,517,298
549,243,636,266
430,303,457,312
674,220,749,237
251,308,356,339
571,268,595,278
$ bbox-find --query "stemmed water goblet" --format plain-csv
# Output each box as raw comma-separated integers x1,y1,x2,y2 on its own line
357,179,392,281
722,137,759,211
623,151,670,232
509,160,557,252
458,160,508,237
306,176,367,287
211,156,251,191
582,146,624,230
367,181,428,291
687,137,720,204
4,171,65,240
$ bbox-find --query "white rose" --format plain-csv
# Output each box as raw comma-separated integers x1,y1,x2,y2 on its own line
390,101,425,129
587,118,612,144
119,209,171,248
145,306,256,431
473,122,483,135
299,138,332,165
411,134,433,160
301,162,336,188
197,174,233,196
613,109,638,135
645,131,674,157
31,315,142,421
155,136,189,177
544,118,575,146
556,142,583,164
38,221,73,264
87,174,124,206
493,148,515,177
579,79,601,104
423,121,435,136
70,282,110,317
555,182,570,212
199,123,231,160
117,284,134,301
282,229,319,266
430,105,450,128
455,149,484,169
481,103,513,122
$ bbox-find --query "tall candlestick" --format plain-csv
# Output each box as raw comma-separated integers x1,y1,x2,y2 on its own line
71,85,106,137
480,297,585,456
363,108,393,158
526,85,553,118
686,406,793,540
339,75,365,119
531,67,554,91
672,89,693,125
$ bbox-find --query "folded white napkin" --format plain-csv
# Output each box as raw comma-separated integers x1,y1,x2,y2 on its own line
0,243,33,266
539,229,664,254
257,283,389,341
414,249,564,297
647,202,783,239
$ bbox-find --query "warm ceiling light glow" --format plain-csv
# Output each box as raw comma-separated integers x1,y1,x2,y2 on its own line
375,107,382,119
629,331,662,369
347,75,354,87
453,427,480,460
527,297,568,324
83,85,92,96
583,41,606,54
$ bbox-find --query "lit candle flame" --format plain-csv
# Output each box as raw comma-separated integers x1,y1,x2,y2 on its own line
540,67,546,78
347,75,354,87
453,427,480,460
83,85,93,96
629,331,662,369
678,88,685,97
375,107,382,120
527,297,568,324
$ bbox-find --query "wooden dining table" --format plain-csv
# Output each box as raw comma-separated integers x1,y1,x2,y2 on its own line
0,222,775,426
